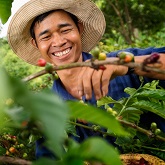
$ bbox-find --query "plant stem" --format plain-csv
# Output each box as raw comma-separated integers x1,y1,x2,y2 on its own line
69,121,114,137
69,120,165,142
119,119,165,142
140,145,165,152
118,81,144,116
22,60,165,82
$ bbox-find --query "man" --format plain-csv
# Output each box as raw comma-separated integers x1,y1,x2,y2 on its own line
7,0,165,159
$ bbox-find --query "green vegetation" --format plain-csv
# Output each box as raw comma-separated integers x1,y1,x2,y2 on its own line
1,0,165,164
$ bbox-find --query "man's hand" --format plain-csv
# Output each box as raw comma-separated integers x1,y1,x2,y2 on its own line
77,59,128,100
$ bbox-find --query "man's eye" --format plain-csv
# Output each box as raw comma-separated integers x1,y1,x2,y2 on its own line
62,28,72,33
41,35,50,40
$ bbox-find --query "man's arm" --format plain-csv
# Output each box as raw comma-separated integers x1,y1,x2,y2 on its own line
77,47,165,100
134,53,165,80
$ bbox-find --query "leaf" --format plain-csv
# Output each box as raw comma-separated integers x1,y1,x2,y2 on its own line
132,100,165,119
124,87,137,96
115,136,135,152
121,107,143,124
67,101,128,136
66,137,122,165
27,91,69,158
143,80,159,89
5,73,69,158
65,121,77,137
97,96,123,107
134,89,165,100
0,0,13,24
5,106,30,124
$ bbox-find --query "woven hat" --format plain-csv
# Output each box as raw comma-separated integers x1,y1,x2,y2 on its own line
7,0,106,66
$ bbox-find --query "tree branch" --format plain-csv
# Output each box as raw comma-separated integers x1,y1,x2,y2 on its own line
118,119,165,142
22,59,165,82
69,119,165,142
0,156,32,165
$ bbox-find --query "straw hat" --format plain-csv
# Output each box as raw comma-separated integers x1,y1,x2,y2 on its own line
7,0,106,65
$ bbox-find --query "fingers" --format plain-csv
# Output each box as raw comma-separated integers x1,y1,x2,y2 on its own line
92,69,103,100
77,67,94,100
77,67,86,99
100,68,112,97
77,65,115,100
77,67,112,100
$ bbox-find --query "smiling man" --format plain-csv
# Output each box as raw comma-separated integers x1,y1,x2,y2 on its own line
30,10,83,66
7,0,165,159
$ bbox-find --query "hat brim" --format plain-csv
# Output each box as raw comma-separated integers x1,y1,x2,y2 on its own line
7,0,106,65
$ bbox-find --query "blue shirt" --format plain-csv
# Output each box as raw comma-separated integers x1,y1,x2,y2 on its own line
36,47,165,158
53,47,165,101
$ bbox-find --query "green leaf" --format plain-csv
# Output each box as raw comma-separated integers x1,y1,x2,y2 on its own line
27,91,69,158
67,101,128,136
121,107,143,124
97,96,122,107
132,100,165,119
4,73,69,158
5,106,30,125
134,89,165,100
0,0,13,24
124,87,137,96
66,137,122,165
143,80,159,89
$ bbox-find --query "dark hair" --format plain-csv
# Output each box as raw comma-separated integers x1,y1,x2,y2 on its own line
30,10,79,40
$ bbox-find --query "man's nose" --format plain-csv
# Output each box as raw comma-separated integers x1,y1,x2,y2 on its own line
51,33,66,47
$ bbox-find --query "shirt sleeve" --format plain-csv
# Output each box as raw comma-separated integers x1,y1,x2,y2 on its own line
107,46,165,57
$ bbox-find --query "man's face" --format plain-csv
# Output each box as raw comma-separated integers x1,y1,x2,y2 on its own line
31,10,83,66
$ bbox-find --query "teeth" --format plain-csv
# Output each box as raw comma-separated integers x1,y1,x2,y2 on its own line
53,48,70,57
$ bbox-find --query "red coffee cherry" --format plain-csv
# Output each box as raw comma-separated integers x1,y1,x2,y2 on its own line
99,65,106,70
37,58,47,67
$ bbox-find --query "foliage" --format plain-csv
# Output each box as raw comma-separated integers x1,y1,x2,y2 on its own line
0,38,53,91
0,0,13,24
1,68,125,164
0,0,165,165
98,79,165,160
1,64,165,164
94,0,165,44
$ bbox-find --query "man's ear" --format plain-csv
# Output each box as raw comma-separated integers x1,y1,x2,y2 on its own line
78,22,84,35
31,38,38,48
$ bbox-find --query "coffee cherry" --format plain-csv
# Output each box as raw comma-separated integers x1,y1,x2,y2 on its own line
112,111,117,116
124,54,134,63
52,72,59,80
98,65,106,70
155,128,161,135
118,51,134,62
151,122,157,131
92,125,101,131
37,58,47,67
23,153,28,158
9,147,16,153
45,63,53,72
144,52,160,64
91,47,100,58
19,144,24,148
98,52,106,61
117,52,126,59
107,107,113,113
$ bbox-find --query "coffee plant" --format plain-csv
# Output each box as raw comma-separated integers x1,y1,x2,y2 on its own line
1,1,165,164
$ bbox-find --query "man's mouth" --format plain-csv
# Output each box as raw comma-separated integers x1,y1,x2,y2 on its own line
52,48,71,57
